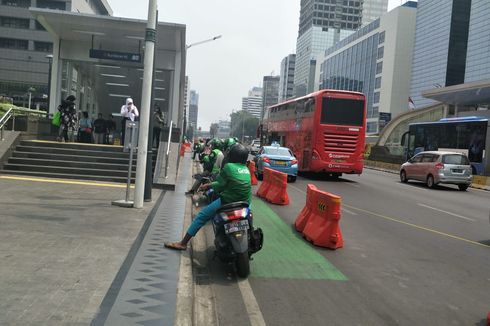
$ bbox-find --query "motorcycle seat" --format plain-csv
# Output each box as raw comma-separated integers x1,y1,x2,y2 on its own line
217,201,249,213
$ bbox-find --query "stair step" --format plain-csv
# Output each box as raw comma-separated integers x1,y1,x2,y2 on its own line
20,140,126,153
4,163,135,178
12,151,138,164
7,157,140,171
15,145,137,159
0,170,133,183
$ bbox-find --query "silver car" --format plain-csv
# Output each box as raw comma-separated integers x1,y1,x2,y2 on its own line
400,151,472,191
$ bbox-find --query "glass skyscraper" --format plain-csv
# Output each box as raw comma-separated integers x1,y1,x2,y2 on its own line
294,0,388,97
409,0,472,109
319,2,417,133
465,0,490,83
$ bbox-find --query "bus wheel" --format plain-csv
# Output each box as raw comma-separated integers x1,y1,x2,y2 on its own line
288,176,297,183
426,175,435,188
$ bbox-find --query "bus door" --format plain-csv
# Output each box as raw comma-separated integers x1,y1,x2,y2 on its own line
401,131,416,161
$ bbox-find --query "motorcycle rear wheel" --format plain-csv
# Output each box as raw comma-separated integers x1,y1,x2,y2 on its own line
235,252,250,278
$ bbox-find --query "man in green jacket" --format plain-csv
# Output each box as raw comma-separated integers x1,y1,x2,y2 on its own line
165,144,251,250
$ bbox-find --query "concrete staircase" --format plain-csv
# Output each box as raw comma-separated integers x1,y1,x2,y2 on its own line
1,140,156,183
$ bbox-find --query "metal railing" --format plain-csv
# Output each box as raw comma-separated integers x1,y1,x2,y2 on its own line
164,120,173,178
0,108,13,141
0,106,48,141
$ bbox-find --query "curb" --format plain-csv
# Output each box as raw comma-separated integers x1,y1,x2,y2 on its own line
174,160,218,326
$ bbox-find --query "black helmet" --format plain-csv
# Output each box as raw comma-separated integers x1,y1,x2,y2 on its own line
228,143,248,164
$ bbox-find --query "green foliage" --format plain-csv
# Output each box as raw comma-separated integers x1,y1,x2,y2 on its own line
230,110,259,140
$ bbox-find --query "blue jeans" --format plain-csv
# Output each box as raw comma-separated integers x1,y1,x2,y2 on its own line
187,198,222,236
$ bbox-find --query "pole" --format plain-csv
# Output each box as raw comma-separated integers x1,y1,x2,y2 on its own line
46,56,52,112
126,123,136,201
144,9,158,203
134,0,157,208
28,92,32,110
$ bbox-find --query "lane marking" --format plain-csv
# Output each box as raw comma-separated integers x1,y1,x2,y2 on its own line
251,198,347,280
237,278,267,326
290,183,489,249
0,175,132,188
417,203,476,222
342,207,358,215
344,182,361,188
343,204,490,249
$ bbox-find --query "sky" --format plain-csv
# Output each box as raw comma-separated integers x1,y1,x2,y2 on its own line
110,0,409,130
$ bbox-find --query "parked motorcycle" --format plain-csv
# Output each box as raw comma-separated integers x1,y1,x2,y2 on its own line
212,201,263,278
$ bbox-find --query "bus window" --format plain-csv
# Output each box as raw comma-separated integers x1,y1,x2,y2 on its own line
321,97,364,126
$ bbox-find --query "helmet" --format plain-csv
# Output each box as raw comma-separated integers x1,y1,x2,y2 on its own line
210,138,223,151
228,143,248,164
223,137,237,151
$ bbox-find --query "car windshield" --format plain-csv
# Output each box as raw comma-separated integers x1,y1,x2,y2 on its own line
264,147,291,156
442,154,469,165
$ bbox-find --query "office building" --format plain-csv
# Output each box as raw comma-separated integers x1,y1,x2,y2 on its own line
409,0,472,109
0,0,112,109
464,0,490,83
279,54,296,102
294,0,388,97
262,76,279,118
242,87,263,119
188,90,198,129
318,2,417,134
217,120,231,138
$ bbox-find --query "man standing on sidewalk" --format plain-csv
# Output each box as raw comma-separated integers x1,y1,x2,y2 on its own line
120,98,139,146
93,113,106,144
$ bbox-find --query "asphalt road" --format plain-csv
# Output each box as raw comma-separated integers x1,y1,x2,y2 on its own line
200,168,490,326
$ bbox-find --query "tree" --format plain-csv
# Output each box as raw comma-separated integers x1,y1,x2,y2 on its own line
230,110,259,142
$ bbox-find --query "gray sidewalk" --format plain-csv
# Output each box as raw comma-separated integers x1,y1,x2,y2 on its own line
0,156,191,325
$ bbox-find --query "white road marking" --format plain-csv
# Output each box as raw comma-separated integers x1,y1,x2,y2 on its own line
344,182,361,188
342,208,358,215
237,278,267,326
395,182,430,191
417,203,476,222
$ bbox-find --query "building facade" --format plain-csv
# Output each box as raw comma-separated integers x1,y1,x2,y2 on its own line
0,0,111,109
278,54,296,102
262,76,279,119
188,90,199,129
241,87,262,118
216,120,231,138
293,0,388,97
464,0,490,83
318,2,417,134
409,0,472,109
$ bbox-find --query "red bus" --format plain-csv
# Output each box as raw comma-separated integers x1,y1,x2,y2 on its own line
260,90,366,176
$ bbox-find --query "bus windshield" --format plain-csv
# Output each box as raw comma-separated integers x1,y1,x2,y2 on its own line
321,97,364,126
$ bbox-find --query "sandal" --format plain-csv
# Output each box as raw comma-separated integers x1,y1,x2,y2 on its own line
164,242,187,250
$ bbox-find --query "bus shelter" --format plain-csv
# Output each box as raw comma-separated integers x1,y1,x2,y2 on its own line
30,8,186,136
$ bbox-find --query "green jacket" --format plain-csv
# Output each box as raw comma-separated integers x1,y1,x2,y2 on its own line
211,163,251,205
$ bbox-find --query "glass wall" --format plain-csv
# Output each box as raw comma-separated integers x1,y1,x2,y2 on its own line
409,0,452,109
465,0,490,83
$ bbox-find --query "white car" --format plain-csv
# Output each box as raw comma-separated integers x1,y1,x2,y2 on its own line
249,139,261,154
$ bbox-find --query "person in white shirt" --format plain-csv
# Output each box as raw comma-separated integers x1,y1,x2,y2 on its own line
120,97,139,146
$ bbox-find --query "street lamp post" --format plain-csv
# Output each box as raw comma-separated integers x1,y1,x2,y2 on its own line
46,54,53,112
183,35,222,141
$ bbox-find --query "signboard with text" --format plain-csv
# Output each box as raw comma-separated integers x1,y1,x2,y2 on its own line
89,49,141,63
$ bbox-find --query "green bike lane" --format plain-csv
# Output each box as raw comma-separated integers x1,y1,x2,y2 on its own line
203,168,490,326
